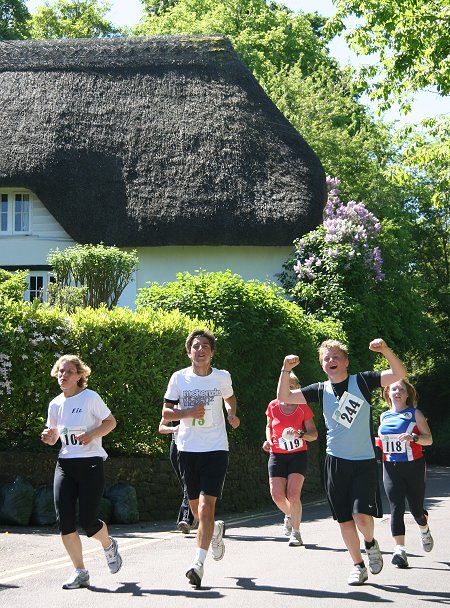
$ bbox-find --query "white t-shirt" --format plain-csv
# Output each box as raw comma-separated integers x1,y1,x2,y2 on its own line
46,388,111,460
164,367,234,452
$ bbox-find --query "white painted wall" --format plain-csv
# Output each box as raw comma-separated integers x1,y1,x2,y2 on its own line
117,245,293,309
0,192,74,265
1,189,294,309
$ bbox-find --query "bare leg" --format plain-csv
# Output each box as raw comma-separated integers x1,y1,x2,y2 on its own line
61,532,85,570
190,495,217,550
269,477,290,516
353,513,374,543
91,521,113,549
286,474,305,530
339,520,364,564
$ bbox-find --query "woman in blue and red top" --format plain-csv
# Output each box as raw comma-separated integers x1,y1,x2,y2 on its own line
262,373,318,547
377,379,433,568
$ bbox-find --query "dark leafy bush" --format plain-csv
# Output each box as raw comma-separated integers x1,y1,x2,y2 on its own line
0,269,28,301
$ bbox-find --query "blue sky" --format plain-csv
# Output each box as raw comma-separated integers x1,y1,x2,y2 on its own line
26,0,449,124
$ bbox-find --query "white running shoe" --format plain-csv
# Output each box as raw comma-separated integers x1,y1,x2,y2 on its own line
347,564,368,586
283,515,292,536
288,531,303,547
62,569,90,590
420,529,434,552
104,537,122,574
211,520,226,561
391,548,409,568
186,561,203,587
366,539,383,574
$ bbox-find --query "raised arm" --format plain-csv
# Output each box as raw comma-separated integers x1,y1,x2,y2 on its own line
369,339,407,387
277,355,307,404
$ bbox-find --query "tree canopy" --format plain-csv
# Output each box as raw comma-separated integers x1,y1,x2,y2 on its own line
28,0,121,38
0,0,30,38
326,0,450,111
135,0,334,91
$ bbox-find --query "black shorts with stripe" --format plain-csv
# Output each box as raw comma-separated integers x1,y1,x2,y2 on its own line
324,454,382,523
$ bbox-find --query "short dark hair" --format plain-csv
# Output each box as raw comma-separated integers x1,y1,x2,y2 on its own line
185,329,216,353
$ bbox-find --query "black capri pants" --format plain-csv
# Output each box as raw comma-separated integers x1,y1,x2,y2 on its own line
54,457,104,537
383,457,428,536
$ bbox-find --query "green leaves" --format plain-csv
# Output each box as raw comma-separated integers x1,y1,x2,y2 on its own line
326,0,450,110
28,0,122,39
47,244,138,309
0,0,30,39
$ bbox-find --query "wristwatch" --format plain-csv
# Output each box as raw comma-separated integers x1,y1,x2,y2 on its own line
411,433,419,443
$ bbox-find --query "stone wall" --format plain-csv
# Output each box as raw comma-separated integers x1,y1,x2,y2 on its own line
0,441,323,523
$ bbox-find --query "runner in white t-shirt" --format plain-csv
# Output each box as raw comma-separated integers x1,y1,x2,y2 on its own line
162,330,239,588
41,355,122,590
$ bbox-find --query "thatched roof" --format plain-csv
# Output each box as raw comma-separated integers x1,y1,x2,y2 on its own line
0,36,326,246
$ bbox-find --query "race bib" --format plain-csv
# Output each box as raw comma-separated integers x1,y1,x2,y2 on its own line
190,406,213,428
332,392,364,429
381,434,407,454
59,426,86,446
279,429,304,451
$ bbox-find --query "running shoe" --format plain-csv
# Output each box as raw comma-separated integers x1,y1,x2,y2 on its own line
177,520,192,534
186,561,203,587
288,530,303,547
211,520,225,561
104,537,123,574
347,564,368,586
62,569,90,590
420,529,434,552
283,515,292,536
366,539,383,574
391,548,408,568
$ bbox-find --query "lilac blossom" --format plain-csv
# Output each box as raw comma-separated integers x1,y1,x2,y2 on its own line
292,176,384,283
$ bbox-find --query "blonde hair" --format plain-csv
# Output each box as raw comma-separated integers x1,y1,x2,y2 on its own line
51,355,91,388
318,340,349,365
383,379,417,408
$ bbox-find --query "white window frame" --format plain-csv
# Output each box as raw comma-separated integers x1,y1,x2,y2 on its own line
0,190,32,235
25,272,55,303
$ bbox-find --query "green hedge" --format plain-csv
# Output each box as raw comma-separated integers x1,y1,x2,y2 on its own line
0,297,208,454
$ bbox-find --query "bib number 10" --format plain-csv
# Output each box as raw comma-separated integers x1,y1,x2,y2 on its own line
61,427,85,446
63,432,81,446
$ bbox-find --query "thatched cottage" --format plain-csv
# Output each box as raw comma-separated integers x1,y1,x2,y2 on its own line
0,35,325,307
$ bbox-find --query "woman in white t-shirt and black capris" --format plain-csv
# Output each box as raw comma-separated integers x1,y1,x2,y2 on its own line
41,354,122,590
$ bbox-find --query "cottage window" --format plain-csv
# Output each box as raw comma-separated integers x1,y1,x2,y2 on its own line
25,272,55,302
0,192,31,234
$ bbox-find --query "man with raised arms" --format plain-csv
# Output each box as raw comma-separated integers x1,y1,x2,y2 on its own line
278,338,406,585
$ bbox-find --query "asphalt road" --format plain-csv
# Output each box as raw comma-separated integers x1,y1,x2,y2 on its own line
1,466,449,608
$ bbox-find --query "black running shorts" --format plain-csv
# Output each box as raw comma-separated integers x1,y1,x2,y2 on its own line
177,450,229,500
268,451,308,479
324,454,382,523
